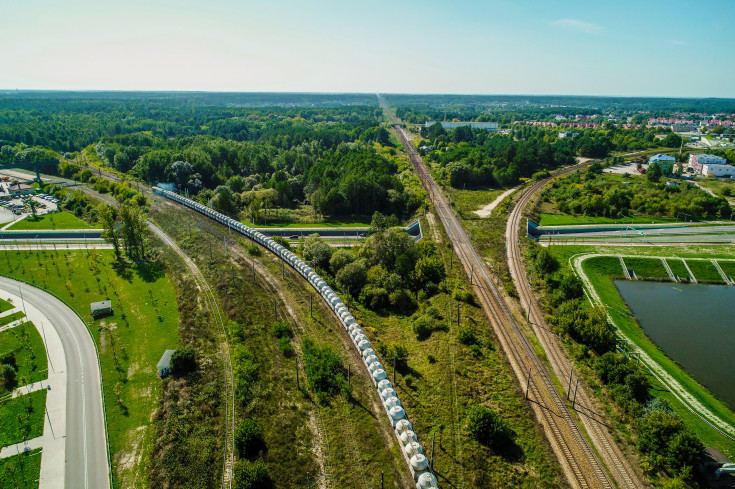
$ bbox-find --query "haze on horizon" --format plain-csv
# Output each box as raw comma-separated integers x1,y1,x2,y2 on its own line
1,0,733,99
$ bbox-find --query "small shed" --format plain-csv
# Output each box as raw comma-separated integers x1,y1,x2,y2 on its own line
91,300,113,319
158,350,176,378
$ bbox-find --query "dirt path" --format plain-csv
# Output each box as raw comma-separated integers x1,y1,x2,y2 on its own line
473,186,518,217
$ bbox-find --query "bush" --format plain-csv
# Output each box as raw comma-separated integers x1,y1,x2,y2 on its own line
171,347,197,376
465,405,513,448
361,285,390,310
233,459,271,489
1,363,17,388
246,243,261,256
301,338,345,402
412,316,433,340
427,354,436,364
389,288,414,312
235,419,266,459
388,343,409,371
329,249,355,274
272,322,293,339
457,326,478,346
278,337,294,357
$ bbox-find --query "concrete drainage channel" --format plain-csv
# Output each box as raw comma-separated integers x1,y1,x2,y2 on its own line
154,187,439,489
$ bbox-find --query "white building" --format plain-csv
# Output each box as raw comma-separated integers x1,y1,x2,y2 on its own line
649,154,676,164
425,121,498,131
688,154,728,174
701,163,735,178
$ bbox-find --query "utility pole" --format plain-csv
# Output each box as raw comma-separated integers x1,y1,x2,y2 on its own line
525,367,532,400
348,364,351,386
431,432,436,469
273,298,277,321
209,241,213,261
253,260,256,283
457,303,460,325
572,377,579,409
393,352,396,385
567,370,573,400
224,236,227,254
309,294,313,318
296,361,300,390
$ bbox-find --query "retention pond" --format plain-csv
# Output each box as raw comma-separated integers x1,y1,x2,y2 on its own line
615,280,735,410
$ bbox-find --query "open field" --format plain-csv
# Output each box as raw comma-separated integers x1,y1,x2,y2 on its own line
0,248,180,488
575,252,735,457
695,178,735,198
445,187,504,218
0,389,47,448
0,448,41,489
6,212,94,230
0,321,47,396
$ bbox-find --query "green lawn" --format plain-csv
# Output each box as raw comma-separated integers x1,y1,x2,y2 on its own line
624,257,669,280
717,260,735,281
0,448,41,489
0,322,47,396
6,212,94,230
538,213,679,226
0,311,25,327
694,178,735,198
0,249,180,488
666,258,691,282
0,389,46,448
685,259,725,284
0,298,14,313
579,255,735,458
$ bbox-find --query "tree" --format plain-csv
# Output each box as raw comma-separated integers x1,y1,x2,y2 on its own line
170,160,193,191
235,419,266,459
534,248,558,276
329,249,355,274
302,234,332,270
465,405,513,448
98,203,122,260
336,259,368,294
247,197,262,224
662,133,683,148
647,162,662,183
119,204,147,259
1,363,17,389
22,197,39,219
171,347,197,375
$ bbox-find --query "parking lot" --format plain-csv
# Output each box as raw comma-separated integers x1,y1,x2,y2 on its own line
0,193,60,225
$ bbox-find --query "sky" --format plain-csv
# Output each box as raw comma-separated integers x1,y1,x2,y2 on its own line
1,0,733,97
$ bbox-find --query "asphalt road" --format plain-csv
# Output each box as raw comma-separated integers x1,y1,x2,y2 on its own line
0,277,110,489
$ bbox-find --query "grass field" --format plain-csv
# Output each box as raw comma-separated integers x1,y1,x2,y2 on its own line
0,389,46,448
624,257,669,280
151,205,413,489
0,321,48,396
0,248,180,488
0,298,13,313
685,259,725,284
719,260,735,281
665,258,691,282
577,254,735,458
538,213,679,226
6,212,94,230
445,187,504,218
695,178,735,199
0,448,41,489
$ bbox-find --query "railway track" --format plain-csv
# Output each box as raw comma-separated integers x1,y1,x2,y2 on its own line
381,100,613,489
507,170,644,489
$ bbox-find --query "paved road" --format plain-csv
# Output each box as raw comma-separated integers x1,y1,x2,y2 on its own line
0,277,110,489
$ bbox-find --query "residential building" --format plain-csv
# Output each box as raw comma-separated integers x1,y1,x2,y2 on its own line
688,154,727,174
701,163,735,178
558,131,579,138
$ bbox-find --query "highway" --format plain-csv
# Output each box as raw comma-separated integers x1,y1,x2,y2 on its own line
0,277,110,489
381,98,620,489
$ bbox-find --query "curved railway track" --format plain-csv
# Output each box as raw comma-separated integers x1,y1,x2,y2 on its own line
383,104,614,489
507,168,644,489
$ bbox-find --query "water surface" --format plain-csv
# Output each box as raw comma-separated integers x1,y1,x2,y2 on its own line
615,280,735,409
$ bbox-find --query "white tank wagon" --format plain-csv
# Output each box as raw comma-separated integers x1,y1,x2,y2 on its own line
153,186,439,487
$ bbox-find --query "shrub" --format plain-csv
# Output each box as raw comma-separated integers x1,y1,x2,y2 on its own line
235,419,266,459
457,326,478,345
272,322,293,339
233,459,271,489
278,337,294,357
171,347,197,376
246,244,261,256
1,363,17,388
228,320,244,341
389,289,414,312
427,354,436,364
465,405,513,448
388,343,409,371
329,249,355,274
412,316,433,340
361,286,389,310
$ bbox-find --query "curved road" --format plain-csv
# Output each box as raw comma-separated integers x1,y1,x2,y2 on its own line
0,277,110,489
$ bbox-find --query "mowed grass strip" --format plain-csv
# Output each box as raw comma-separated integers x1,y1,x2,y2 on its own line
685,259,725,284
6,211,95,230
0,248,179,489
0,322,48,396
624,257,669,280
0,298,14,313
0,448,41,489
0,311,25,327
0,389,47,448
538,213,677,226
